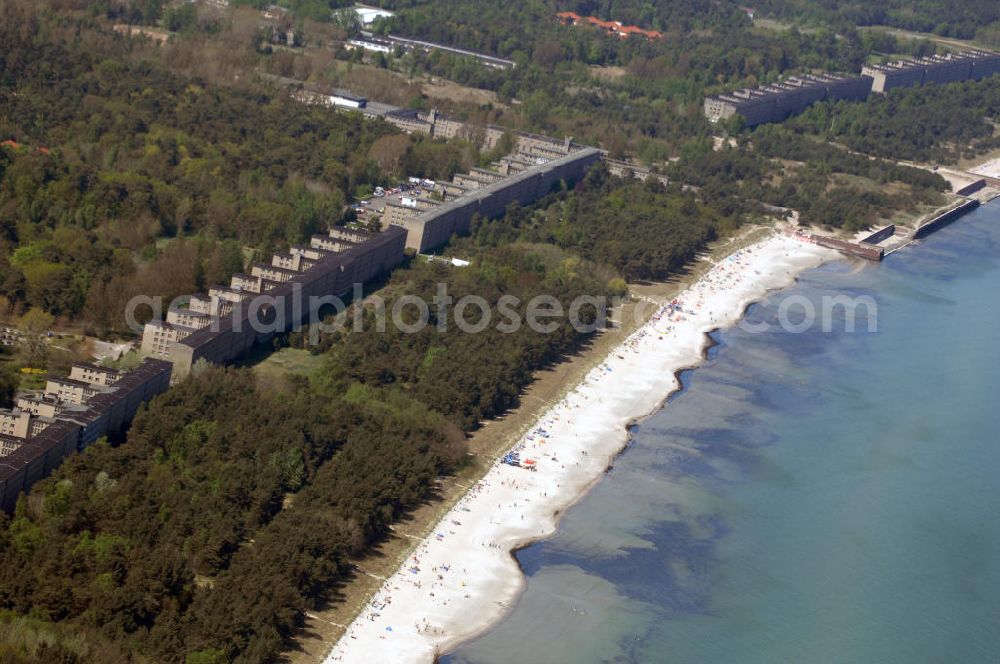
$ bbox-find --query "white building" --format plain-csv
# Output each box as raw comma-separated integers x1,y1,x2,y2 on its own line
330,92,368,109
347,38,392,55
352,5,395,26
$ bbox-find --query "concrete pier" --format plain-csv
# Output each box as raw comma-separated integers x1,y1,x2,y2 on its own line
913,199,980,239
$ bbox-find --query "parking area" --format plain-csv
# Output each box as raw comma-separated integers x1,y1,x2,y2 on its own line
352,177,438,221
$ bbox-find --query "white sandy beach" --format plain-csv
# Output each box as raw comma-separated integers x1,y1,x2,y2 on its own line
969,156,1000,179
323,232,838,664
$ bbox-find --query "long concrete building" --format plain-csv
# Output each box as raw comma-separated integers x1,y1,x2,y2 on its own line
140,124,606,374
706,50,1000,126
704,73,874,126
142,226,407,377
0,359,172,512
392,147,602,252
862,50,1000,92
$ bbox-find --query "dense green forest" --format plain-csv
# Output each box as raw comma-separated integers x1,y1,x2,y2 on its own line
0,2,379,330
788,79,1000,164
78,0,986,172
669,129,949,232
755,0,1000,41
95,0,939,161
465,147,947,274
302,243,614,428
0,367,461,661
466,165,726,281
379,0,870,153
329,5,945,170
0,12,622,655
0,0,964,311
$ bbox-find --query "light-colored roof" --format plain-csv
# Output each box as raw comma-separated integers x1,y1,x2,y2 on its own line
353,6,395,24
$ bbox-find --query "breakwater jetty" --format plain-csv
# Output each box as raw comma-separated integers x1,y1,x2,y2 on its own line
809,196,985,262
802,233,885,261
913,199,981,239
861,224,896,245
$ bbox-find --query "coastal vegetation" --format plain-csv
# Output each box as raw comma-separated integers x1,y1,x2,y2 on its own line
708,129,949,231
466,165,727,281
788,78,1000,164
469,147,946,272
0,366,462,661
303,244,613,429
753,0,1000,41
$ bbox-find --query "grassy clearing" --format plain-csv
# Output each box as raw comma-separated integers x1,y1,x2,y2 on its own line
250,347,325,389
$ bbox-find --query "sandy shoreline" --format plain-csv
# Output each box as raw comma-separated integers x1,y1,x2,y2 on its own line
323,232,838,664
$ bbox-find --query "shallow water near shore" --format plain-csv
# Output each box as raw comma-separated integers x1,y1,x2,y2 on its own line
442,202,1000,664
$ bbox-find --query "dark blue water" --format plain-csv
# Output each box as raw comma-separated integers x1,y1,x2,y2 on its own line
444,203,1000,664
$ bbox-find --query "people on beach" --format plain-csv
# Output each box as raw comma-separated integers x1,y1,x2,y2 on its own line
326,236,823,664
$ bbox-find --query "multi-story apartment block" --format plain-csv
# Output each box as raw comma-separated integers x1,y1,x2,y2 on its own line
160,227,407,377
436,181,473,198
704,51,1000,126
310,234,361,253
452,172,495,189
136,125,603,376
1,363,133,445
0,358,172,509
227,273,265,294
140,319,197,360
0,410,31,438
400,147,602,251
862,50,1000,93
138,224,407,377
17,394,64,418
250,263,299,283
327,227,373,244
0,434,21,457
383,196,443,229
704,73,874,126
29,418,52,437
384,108,434,135
166,306,213,331
68,363,123,387
271,250,325,272
44,376,110,405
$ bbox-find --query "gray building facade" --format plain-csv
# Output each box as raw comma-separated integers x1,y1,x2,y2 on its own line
169,226,407,376
704,74,874,127
0,358,172,512
862,50,1000,93
402,147,603,252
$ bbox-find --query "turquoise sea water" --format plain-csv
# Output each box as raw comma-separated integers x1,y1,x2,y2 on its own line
443,203,1000,664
